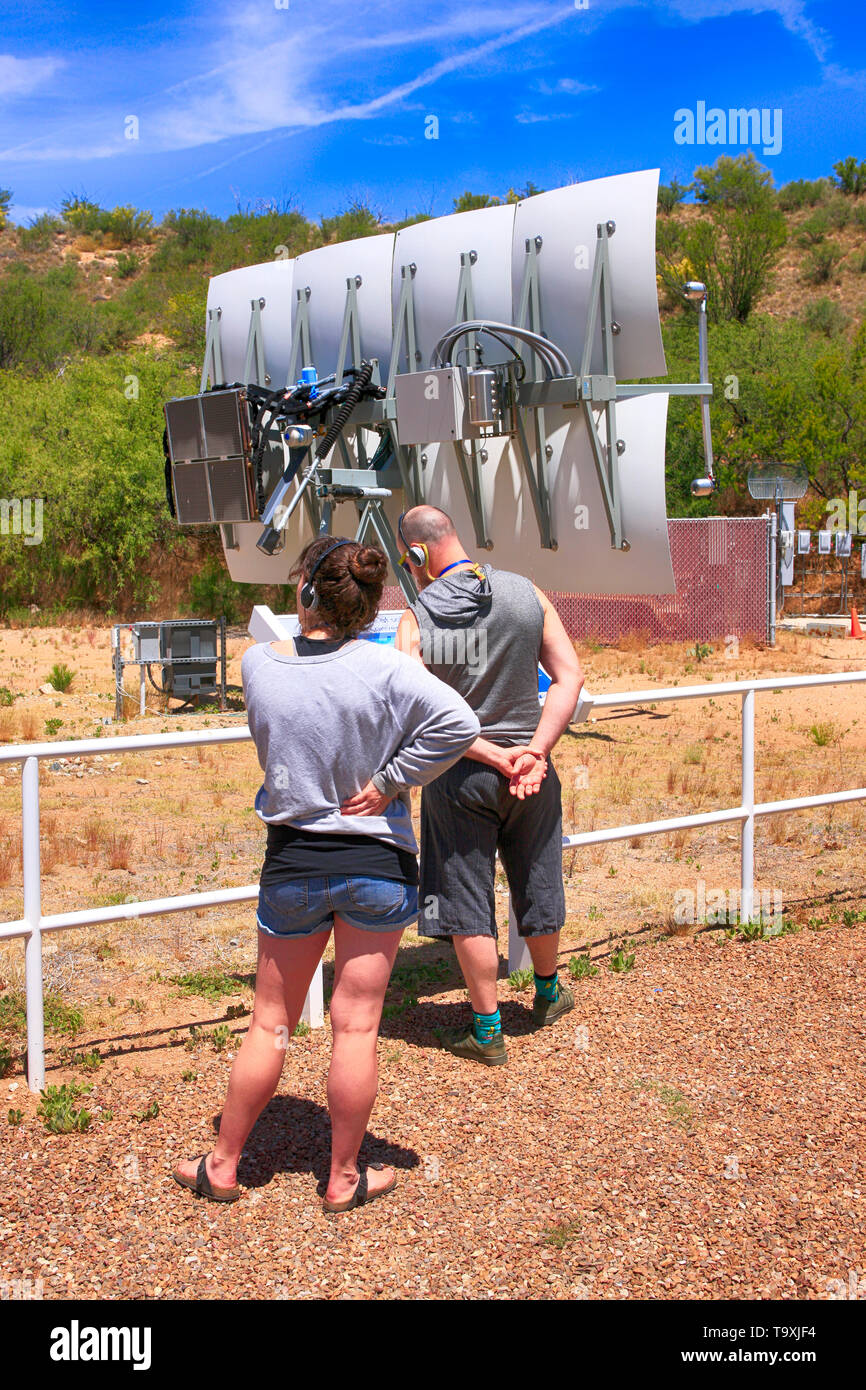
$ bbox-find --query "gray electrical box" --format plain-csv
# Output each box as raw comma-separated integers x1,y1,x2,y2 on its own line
114,617,227,718
160,622,218,698
131,622,161,663
394,368,470,445
394,365,515,446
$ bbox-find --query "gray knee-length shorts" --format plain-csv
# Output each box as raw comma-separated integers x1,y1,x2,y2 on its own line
419,756,566,939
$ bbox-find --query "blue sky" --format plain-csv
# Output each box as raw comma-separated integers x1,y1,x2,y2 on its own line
1,0,865,225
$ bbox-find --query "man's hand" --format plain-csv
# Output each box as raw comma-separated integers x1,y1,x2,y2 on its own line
505,747,548,800
340,780,393,817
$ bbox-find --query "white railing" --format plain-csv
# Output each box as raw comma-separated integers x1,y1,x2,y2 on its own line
2,669,866,1092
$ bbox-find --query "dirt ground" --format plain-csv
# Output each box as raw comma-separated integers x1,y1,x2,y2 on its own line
1,623,865,1300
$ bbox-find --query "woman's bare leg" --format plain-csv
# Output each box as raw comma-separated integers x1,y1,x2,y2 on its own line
176,927,329,1190
325,917,403,1205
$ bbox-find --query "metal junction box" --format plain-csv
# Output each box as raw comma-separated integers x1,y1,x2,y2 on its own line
160,622,218,697
394,366,514,446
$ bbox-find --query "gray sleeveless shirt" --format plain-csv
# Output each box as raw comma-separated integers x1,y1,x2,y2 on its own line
410,564,544,745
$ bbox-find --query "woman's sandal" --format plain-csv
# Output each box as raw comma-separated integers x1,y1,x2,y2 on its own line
172,1154,241,1204
322,1162,397,1215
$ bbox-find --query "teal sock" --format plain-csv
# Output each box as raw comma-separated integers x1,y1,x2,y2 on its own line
534,971,559,1002
473,1008,502,1044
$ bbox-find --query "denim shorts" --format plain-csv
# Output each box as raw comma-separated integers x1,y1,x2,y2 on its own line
257,874,419,938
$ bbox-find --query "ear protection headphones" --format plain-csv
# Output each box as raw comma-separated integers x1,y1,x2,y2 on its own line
397,512,430,571
397,512,485,584
299,538,351,610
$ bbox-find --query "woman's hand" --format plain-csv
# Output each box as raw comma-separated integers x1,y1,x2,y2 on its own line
340,780,393,817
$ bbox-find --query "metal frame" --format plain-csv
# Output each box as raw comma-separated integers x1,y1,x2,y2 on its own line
112,619,227,720
513,219,713,552
242,296,268,387
449,250,492,550
200,307,223,393
4,669,865,1091
513,234,556,551
263,270,418,601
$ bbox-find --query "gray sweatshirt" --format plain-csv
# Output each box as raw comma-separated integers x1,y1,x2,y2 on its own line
241,639,480,854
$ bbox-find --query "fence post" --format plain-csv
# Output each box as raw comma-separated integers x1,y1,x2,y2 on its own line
741,689,755,926
507,892,531,974
22,756,45,1093
301,962,324,1028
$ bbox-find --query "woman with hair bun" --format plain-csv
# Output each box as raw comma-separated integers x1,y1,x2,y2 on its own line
174,537,479,1213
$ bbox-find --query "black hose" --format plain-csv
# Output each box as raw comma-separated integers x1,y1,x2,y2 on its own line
314,360,373,460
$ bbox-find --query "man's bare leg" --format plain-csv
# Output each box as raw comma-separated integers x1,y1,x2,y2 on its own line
452,934,499,1015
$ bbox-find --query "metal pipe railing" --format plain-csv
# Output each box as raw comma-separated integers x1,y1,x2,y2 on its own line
2,669,865,1090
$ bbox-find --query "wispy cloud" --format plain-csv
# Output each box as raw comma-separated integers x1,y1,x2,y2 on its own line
0,53,63,101
0,3,575,165
536,77,599,97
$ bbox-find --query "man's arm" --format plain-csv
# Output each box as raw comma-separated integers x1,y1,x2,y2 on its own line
394,607,518,777
527,586,584,759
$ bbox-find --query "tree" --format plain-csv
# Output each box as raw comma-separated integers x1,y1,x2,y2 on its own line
0,188,11,228
657,155,786,322
692,152,775,209
660,314,866,518
832,156,866,196
452,192,501,213
658,180,689,214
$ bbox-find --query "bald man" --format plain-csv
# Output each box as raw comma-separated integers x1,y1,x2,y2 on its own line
392,505,584,1065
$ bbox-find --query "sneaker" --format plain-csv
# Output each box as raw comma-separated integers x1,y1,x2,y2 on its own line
439,1025,508,1066
532,980,575,1028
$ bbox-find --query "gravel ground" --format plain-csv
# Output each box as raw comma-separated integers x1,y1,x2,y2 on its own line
2,625,865,1300
3,921,864,1301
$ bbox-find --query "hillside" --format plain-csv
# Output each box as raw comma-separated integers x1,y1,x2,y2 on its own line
0,158,864,619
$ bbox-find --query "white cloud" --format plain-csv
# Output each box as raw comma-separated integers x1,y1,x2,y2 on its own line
0,0,859,167
536,77,599,97
516,110,575,124
0,54,62,100
0,3,574,163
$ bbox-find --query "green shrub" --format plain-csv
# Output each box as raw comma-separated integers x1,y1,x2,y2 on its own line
47,663,74,692
0,989,82,1036
568,953,598,980
38,1081,92,1133
173,967,238,1000
658,180,689,214
187,555,255,624
796,210,829,245
777,177,831,211
832,156,866,195
801,298,849,337
508,966,534,991
115,252,140,279
802,241,843,285
18,214,63,251
104,205,153,245
609,944,636,973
